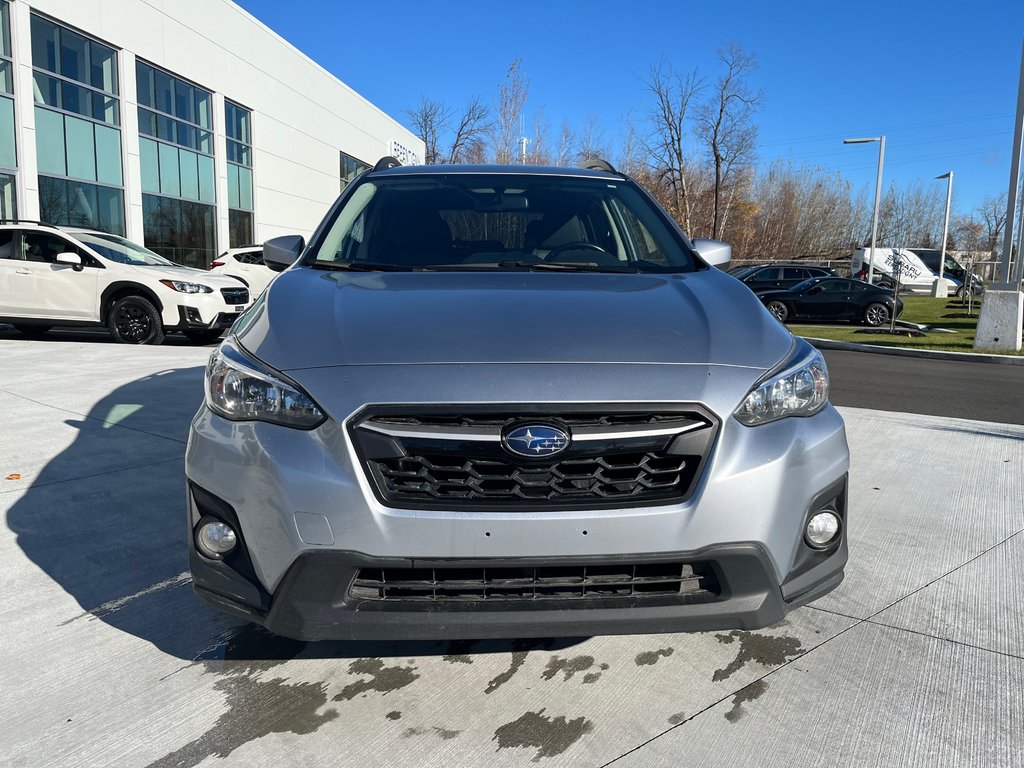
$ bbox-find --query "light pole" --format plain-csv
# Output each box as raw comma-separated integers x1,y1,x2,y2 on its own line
934,171,953,297
844,136,885,285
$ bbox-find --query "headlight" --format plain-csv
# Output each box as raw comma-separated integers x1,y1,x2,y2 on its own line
205,338,325,429
735,342,829,426
160,279,213,294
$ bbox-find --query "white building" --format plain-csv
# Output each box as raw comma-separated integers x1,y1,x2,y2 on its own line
0,0,423,268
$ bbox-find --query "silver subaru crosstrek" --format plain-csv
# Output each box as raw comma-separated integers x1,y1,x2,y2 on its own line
185,160,849,641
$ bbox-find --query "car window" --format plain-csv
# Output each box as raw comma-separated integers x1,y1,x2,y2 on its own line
783,268,806,280
808,268,829,277
815,280,849,293
22,232,82,264
752,267,781,280
0,230,15,260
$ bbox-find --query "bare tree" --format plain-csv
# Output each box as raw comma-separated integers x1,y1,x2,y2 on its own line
447,96,490,164
557,121,575,166
977,192,1008,254
575,115,610,164
696,43,761,239
644,61,704,233
494,57,530,164
405,96,451,165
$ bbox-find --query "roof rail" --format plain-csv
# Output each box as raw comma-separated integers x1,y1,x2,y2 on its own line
373,156,402,171
579,158,617,174
0,218,56,226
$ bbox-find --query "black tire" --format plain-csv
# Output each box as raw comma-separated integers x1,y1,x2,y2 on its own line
12,324,53,338
863,302,890,327
182,329,225,345
107,295,165,345
765,300,789,323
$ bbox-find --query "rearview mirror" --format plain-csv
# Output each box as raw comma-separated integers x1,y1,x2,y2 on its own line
56,252,83,271
262,235,305,273
690,238,731,269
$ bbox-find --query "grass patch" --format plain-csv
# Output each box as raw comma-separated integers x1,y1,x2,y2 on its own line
791,295,1024,356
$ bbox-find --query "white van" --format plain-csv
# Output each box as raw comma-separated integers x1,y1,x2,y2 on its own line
851,247,959,293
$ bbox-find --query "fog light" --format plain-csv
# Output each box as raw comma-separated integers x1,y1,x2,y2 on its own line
196,519,237,558
805,511,841,548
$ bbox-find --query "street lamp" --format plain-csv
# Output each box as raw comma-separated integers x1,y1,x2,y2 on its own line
844,136,886,285
934,171,953,297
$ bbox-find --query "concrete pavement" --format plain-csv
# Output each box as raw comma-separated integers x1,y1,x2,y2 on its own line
1,334,1022,767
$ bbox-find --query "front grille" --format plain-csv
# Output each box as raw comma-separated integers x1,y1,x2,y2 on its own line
350,406,718,511
350,561,720,603
220,287,249,305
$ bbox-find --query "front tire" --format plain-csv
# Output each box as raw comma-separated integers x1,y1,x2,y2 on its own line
182,329,225,345
107,296,165,345
863,302,890,327
765,300,789,323
13,324,53,338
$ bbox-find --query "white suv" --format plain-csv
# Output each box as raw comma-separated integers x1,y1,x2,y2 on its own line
208,245,276,297
0,223,251,345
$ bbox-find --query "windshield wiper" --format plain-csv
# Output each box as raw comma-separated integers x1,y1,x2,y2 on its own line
311,261,414,272
509,261,639,273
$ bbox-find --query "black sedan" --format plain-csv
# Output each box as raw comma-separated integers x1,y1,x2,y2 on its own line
731,264,837,293
756,277,903,326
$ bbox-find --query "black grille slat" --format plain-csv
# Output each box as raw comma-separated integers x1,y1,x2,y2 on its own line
220,287,250,305
349,561,719,603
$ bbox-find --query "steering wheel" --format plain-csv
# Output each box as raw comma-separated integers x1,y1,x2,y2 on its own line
543,242,609,261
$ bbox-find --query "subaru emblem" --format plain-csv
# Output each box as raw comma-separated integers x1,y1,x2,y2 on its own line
503,424,570,458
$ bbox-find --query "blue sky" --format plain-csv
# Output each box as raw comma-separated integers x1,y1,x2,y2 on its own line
239,0,1023,217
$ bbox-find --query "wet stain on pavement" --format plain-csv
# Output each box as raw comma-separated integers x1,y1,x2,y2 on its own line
541,655,595,682
635,647,674,666
667,711,687,725
334,658,421,701
712,631,804,682
493,708,594,762
386,711,402,721
402,726,461,740
485,638,555,694
582,673,601,684
724,679,768,722
145,626,337,768
443,640,477,664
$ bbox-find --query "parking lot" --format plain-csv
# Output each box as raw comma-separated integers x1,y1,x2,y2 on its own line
2,330,1023,767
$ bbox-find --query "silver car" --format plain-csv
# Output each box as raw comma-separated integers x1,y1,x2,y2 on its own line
185,161,849,641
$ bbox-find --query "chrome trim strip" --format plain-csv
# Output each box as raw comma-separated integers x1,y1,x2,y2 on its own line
358,420,708,443
572,422,706,441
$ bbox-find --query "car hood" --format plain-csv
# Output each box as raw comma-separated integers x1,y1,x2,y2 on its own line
237,267,794,372
124,264,245,288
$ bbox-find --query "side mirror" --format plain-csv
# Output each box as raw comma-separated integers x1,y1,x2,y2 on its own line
262,235,305,273
56,252,83,271
691,238,731,269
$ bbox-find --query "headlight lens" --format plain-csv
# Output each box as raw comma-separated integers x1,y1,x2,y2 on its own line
160,279,213,294
735,344,829,426
205,338,325,429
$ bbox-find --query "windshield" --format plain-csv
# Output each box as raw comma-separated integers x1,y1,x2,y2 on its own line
74,232,177,266
307,174,698,273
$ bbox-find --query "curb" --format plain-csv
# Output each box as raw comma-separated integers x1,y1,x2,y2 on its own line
802,337,1024,366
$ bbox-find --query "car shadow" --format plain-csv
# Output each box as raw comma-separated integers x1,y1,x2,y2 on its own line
6,365,583,663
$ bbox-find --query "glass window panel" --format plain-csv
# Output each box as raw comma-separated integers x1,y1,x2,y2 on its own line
158,142,179,196
136,61,153,107
139,137,159,193
196,130,212,155
153,68,173,114
0,174,14,219
31,16,59,73
33,72,59,107
229,209,253,248
94,123,121,186
96,185,124,235
194,90,211,129
0,96,15,168
174,80,193,123
64,115,96,181
197,153,214,203
92,92,119,125
157,114,175,143
177,122,196,150
137,107,157,138
224,102,235,138
179,148,199,201
227,163,239,209
1,2,10,58
237,165,252,211
38,175,68,223
61,80,89,118
34,107,66,176
89,42,117,95
59,27,88,84
65,179,98,228
0,60,11,95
